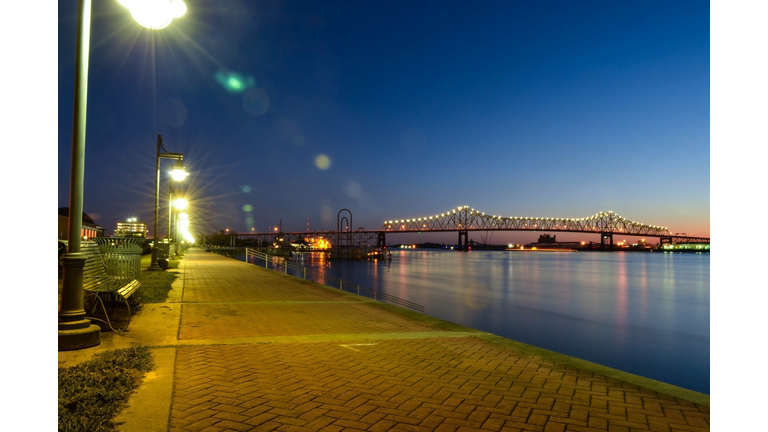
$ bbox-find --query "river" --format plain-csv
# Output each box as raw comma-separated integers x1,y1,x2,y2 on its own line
245,249,710,394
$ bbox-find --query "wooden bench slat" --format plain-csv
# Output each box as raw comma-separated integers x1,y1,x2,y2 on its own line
117,280,141,298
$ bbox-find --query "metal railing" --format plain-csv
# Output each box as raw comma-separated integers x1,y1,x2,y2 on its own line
243,248,425,313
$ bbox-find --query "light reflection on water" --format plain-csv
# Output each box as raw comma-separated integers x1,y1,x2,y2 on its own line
273,249,709,394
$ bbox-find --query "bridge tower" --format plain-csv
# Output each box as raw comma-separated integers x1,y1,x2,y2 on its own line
600,233,613,249
377,232,386,248
457,230,468,250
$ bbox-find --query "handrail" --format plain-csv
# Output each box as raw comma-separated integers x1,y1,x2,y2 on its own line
241,248,425,314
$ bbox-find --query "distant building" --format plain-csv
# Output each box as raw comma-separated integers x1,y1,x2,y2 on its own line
537,234,557,243
115,218,148,237
58,207,104,240
527,233,581,249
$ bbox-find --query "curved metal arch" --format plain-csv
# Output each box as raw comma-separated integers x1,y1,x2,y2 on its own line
337,209,352,232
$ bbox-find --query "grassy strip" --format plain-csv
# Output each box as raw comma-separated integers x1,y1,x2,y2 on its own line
138,270,178,303
139,253,181,270
59,346,154,432
137,253,182,303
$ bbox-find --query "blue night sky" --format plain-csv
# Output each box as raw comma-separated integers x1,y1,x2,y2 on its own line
58,0,710,243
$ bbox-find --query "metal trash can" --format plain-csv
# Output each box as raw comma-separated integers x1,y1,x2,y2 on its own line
94,237,144,280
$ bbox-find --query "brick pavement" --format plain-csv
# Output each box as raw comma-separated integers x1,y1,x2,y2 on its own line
168,249,709,431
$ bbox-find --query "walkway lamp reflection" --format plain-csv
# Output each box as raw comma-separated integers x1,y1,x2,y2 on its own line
60,0,187,351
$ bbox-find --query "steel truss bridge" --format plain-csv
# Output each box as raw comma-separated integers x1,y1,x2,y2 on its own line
212,206,709,251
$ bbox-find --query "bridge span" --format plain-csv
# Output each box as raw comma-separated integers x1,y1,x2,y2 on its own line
215,206,709,250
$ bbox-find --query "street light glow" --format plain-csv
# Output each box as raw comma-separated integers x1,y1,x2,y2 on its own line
118,0,187,30
173,198,188,210
169,163,189,181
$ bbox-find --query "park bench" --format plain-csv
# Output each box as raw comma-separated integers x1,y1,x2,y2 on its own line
81,241,141,331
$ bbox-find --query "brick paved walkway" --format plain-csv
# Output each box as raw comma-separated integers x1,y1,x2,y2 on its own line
168,249,709,432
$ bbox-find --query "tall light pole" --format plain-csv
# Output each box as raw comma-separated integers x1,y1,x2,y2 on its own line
168,180,175,247
59,0,101,351
59,0,188,350
149,134,188,271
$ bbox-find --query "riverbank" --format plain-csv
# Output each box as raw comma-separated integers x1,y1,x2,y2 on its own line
59,248,709,431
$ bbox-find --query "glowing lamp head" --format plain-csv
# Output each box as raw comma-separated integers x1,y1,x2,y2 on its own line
173,198,189,210
119,0,187,30
169,161,189,181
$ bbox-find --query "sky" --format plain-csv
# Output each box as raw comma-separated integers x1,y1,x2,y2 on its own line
58,0,710,244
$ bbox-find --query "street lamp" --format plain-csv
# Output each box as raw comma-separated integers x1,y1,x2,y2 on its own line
59,0,187,351
169,196,188,247
118,0,187,30
149,134,188,271
168,179,188,245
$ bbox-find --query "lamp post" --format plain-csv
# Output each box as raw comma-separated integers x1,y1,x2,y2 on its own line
149,134,188,270
59,0,188,350
168,180,175,247
59,0,101,351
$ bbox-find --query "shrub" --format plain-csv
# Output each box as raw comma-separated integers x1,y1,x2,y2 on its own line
59,346,154,432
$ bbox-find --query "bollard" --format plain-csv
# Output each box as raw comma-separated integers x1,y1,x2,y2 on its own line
340,280,343,290
245,248,248,263
265,255,268,268
357,284,360,295
303,268,306,279
284,261,288,274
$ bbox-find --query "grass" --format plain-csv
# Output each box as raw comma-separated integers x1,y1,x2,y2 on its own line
59,346,154,432
137,253,181,303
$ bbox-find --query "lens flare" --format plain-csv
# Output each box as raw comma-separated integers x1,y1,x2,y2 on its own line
315,154,331,170
215,70,255,94
464,284,490,311
159,99,187,127
242,88,269,115
344,181,362,198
